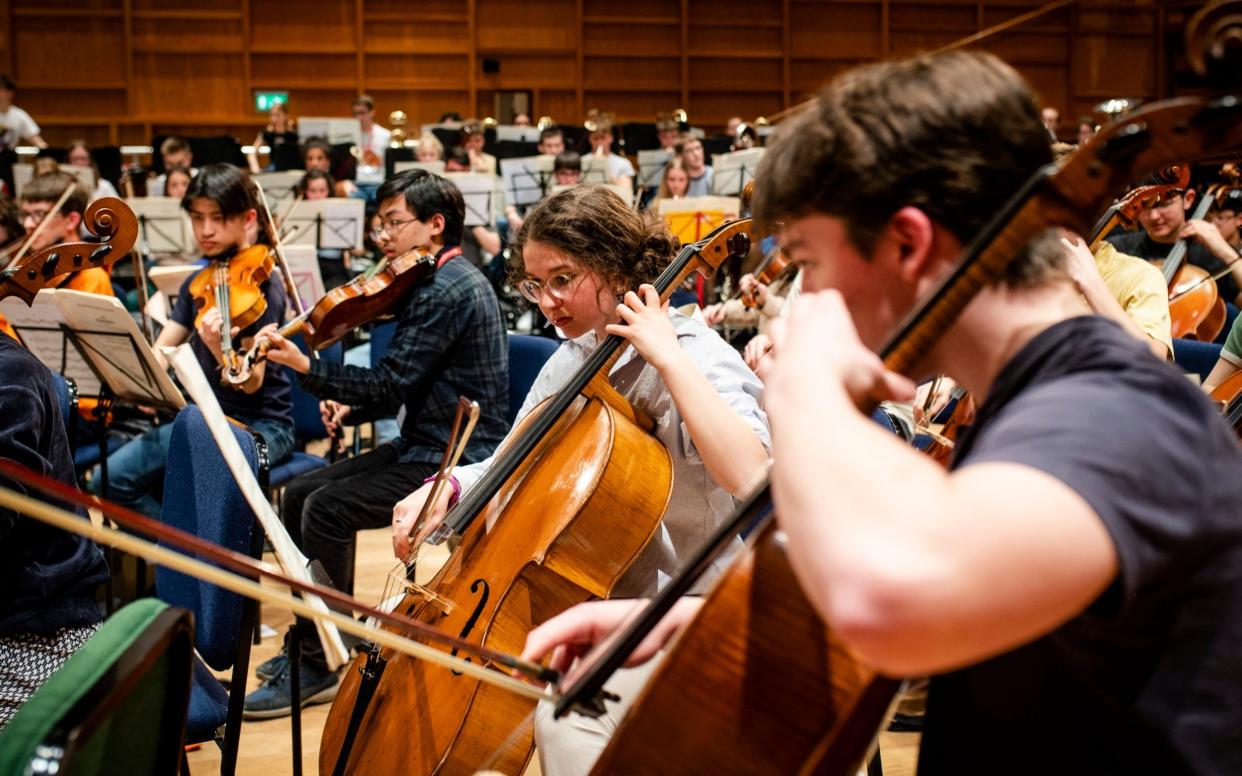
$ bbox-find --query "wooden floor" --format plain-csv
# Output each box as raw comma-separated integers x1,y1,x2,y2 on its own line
185,528,920,775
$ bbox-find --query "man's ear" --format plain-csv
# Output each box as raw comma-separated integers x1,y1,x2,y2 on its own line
64,211,82,234
887,207,937,285
429,212,446,237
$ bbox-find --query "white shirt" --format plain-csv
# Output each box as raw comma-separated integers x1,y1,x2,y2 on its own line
357,124,392,184
605,153,636,182
453,311,770,597
0,105,39,150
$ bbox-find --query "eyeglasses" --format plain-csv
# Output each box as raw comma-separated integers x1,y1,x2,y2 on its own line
1140,191,1185,212
517,271,584,304
18,209,56,225
377,217,419,238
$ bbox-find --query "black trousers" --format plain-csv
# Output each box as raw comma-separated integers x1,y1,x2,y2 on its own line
283,443,437,670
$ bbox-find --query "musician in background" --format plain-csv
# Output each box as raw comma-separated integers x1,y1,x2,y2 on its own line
90,164,295,519
18,173,111,295
1076,116,1096,146
302,137,332,173
553,151,582,186
164,166,192,201
414,132,443,163
65,141,119,201
0,75,45,151
676,135,713,197
1041,105,1060,141
522,51,1242,776
513,112,532,127
297,169,352,290
149,136,195,197
1061,235,1173,359
651,157,689,205
586,115,634,191
505,127,568,234
1209,188,1242,256
1107,181,1242,309
0,333,107,730
351,95,390,204
656,114,680,150
460,119,497,175
246,98,298,173
246,169,508,718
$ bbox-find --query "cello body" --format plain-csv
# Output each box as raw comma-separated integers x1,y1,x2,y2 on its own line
588,521,901,776
1163,262,1227,342
320,376,673,776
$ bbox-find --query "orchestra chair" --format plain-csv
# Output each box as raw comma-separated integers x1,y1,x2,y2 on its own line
158,406,270,776
352,320,399,455
507,333,559,425
268,336,344,496
0,599,194,776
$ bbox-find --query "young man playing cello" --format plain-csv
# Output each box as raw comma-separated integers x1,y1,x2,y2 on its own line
247,169,508,716
523,51,1242,775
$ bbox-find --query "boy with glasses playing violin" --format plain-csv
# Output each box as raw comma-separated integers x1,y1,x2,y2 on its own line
247,168,508,717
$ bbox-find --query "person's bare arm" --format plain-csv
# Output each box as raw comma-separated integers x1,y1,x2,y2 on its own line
762,292,1118,677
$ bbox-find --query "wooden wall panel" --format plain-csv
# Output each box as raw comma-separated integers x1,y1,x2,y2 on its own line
3,0,1174,146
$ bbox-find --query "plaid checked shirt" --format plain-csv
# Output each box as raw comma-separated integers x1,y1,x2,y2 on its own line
300,252,509,466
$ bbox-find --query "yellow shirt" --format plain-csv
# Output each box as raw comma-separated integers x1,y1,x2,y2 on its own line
1094,241,1174,356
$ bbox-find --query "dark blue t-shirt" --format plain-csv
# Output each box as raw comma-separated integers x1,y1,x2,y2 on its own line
0,334,107,637
920,316,1242,775
169,260,293,425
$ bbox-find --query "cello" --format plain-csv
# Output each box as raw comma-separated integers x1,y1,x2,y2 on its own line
1154,166,1230,342
554,77,1242,776
318,219,754,776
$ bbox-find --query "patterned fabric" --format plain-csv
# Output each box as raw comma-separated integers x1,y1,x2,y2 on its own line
300,251,509,467
0,623,100,730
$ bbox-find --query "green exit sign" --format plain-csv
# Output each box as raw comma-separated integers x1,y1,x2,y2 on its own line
254,91,288,112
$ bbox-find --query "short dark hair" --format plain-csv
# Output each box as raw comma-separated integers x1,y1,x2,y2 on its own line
298,168,336,196
439,111,463,123
376,169,465,246
181,163,256,220
302,137,331,159
160,135,191,157
445,147,470,168
0,74,15,92
553,151,581,173
21,171,88,217
753,51,1053,284
539,126,563,144
352,94,375,111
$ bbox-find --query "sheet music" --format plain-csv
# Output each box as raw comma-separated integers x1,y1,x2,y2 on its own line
280,198,364,250
711,148,765,197
283,244,325,309
394,160,446,175
657,196,741,243
148,264,199,300
495,125,541,143
1,294,102,395
54,291,185,409
255,171,305,208
499,154,554,208
129,197,194,254
638,149,673,189
12,163,96,198
445,172,497,227
298,117,361,147
580,156,612,185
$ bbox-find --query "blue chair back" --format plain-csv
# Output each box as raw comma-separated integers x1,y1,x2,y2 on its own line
157,405,259,670
289,335,343,441
369,321,399,367
507,334,559,425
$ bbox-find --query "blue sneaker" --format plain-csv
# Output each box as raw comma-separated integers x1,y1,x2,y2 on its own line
242,660,339,720
254,651,288,682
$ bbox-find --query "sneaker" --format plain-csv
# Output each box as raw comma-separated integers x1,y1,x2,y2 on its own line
254,651,288,682
243,661,340,720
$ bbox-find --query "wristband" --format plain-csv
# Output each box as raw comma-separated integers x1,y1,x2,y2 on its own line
422,473,462,508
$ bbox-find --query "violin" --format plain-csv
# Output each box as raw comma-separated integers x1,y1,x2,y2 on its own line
0,197,139,305
223,245,440,386
555,83,1242,776
187,244,275,381
741,249,791,309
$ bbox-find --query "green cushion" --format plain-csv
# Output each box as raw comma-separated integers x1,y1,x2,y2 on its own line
0,599,170,775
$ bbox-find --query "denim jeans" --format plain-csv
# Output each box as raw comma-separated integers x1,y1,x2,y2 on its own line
89,414,295,519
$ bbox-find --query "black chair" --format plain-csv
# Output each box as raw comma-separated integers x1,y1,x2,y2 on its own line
0,599,194,776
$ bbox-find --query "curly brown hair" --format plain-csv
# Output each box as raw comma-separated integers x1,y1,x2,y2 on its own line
509,185,678,294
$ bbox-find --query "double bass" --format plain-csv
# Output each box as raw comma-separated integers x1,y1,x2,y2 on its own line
318,220,753,776
553,74,1242,776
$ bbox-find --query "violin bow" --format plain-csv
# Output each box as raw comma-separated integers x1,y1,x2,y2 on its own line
6,184,74,270
0,459,558,692
254,181,318,362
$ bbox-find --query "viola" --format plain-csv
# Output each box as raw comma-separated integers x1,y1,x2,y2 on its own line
741,249,791,309
186,244,275,381
223,245,440,387
556,77,1242,776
